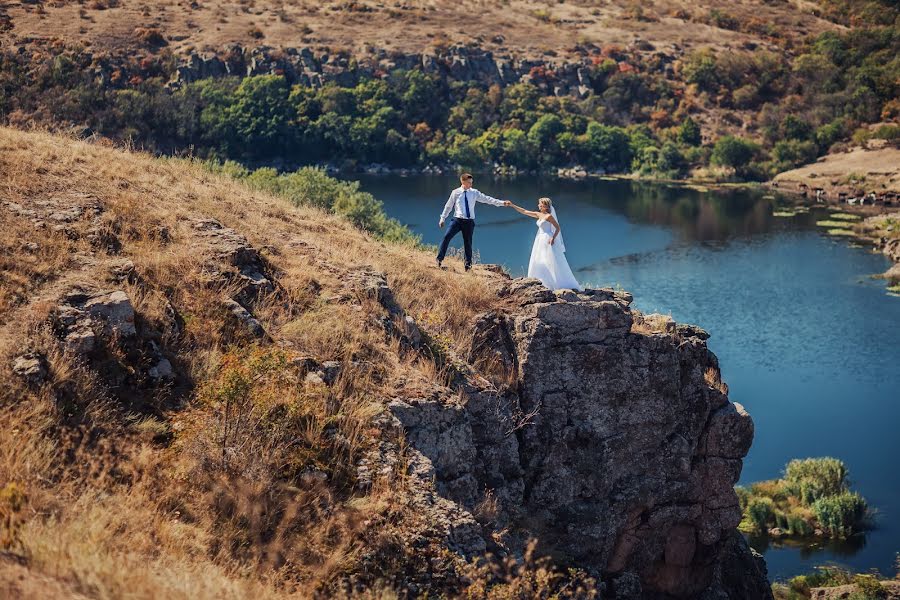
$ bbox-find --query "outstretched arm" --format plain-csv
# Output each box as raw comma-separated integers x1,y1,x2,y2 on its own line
510,203,543,219
475,190,509,207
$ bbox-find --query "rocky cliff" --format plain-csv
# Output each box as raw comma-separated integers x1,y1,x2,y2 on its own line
385,278,771,599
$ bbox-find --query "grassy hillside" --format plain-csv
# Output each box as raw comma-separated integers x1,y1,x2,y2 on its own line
0,126,563,598
1,0,841,60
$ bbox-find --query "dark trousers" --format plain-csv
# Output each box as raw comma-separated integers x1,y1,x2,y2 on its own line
437,217,475,267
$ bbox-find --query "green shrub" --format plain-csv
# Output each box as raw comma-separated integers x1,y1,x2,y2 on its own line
711,136,759,170
786,512,813,536
772,139,819,168
813,492,867,537
781,115,814,141
747,497,775,532
788,575,811,596
677,117,702,146
784,457,849,502
852,574,886,599
873,124,900,142
816,118,849,150
683,50,720,91
206,163,418,244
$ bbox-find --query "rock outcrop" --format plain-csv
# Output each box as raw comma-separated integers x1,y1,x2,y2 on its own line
856,212,900,284
388,278,770,599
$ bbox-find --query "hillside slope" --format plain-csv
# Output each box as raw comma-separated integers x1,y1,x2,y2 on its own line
2,0,839,60
0,127,768,599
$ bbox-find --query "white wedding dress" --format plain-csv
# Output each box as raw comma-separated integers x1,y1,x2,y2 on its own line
527,211,582,291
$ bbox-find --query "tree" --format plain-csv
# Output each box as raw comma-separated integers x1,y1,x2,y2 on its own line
781,115,813,141
772,139,818,168
527,114,565,163
499,82,541,124
225,75,294,155
678,117,702,146
583,122,633,172
710,135,758,169
500,128,534,166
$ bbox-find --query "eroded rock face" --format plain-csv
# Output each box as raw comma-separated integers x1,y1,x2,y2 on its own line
389,278,769,599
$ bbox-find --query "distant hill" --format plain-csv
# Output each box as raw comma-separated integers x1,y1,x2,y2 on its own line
2,0,842,60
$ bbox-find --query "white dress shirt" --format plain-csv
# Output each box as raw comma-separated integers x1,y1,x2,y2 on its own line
440,186,505,222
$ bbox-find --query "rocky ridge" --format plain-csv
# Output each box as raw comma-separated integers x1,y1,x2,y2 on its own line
79,41,688,100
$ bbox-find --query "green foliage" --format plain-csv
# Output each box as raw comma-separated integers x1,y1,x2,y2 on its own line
781,115,814,141
683,50,720,91
583,122,633,171
784,457,849,503
738,457,868,540
711,136,758,170
1,11,897,182
852,574,886,599
678,117,702,146
207,162,418,244
816,118,850,150
873,123,900,142
635,142,687,178
772,140,819,169
813,492,868,537
747,497,775,532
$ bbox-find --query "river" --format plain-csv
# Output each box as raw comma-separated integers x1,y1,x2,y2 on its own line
355,174,900,581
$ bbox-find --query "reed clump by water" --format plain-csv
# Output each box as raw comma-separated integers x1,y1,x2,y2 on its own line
737,457,869,540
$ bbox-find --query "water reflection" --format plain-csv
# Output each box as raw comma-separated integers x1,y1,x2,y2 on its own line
747,533,868,559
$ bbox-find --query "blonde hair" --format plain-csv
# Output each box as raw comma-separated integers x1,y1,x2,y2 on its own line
538,197,552,210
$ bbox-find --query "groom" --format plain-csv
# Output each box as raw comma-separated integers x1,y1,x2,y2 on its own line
437,173,511,271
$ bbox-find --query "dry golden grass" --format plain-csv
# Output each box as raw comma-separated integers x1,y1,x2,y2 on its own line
3,0,838,62
0,125,527,598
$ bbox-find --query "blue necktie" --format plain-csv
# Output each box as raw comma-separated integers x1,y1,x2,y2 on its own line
463,190,471,219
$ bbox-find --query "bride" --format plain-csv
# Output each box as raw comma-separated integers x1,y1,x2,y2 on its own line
510,198,582,291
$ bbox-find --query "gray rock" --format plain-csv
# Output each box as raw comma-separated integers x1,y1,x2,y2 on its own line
221,298,266,339
390,277,766,599
148,358,175,380
320,360,342,385
402,315,424,348
84,291,136,338
12,353,48,386
64,327,96,354
304,371,325,385
107,258,136,283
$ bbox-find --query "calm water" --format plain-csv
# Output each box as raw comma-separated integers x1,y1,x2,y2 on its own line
357,174,900,581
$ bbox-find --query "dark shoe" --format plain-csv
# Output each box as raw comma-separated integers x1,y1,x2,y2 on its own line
464,264,472,272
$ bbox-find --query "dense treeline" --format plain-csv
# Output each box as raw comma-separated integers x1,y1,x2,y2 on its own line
0,2,897,180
